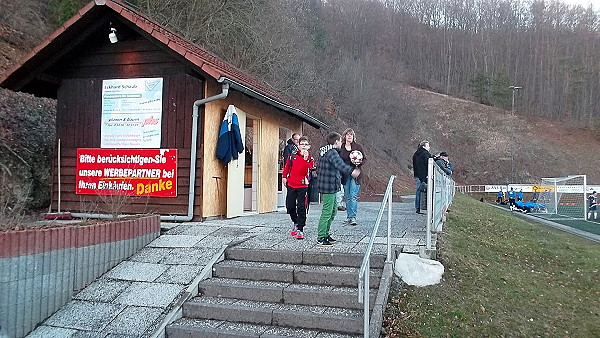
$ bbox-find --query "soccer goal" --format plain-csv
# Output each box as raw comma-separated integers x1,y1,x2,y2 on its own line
536,175,587,219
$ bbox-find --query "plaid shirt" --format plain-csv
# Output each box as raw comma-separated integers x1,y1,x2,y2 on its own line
315,145,354,194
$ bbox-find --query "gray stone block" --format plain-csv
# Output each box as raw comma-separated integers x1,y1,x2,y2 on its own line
199,278,286,303
293,266,357,287
183,297,275,325
301,251,385,268
272,304,363,334
213,261,294,283
283,284,375,310
225,248,302,264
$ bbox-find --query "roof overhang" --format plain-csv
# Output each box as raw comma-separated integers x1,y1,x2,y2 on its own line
218,77,328,129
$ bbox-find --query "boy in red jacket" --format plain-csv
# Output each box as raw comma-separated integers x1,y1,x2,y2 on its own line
282,136,315,239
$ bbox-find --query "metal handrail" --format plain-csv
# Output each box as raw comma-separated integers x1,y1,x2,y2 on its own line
357,175,395,337
426,158,455,250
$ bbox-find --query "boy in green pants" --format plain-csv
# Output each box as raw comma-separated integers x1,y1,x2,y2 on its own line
315,132,360,246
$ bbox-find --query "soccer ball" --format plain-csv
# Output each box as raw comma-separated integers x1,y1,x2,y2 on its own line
349,150,363,165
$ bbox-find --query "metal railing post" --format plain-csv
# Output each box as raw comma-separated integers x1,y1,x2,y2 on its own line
387,190,392,262
426,159,434,250
357,175,395,338
363,259,370,337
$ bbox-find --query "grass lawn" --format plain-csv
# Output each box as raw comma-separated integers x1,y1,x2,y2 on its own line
382,194,600,337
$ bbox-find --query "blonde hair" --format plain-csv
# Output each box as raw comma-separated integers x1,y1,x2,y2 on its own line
342,128,356,143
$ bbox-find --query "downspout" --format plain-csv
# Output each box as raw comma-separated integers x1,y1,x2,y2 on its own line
162,82,229,221
72,83,229,221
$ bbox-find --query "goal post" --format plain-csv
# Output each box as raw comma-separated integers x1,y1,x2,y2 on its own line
536,175,587,219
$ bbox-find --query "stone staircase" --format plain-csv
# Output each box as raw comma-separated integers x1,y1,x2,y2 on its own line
166,246,394,337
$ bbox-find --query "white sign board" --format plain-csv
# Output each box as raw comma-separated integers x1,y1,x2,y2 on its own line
101,78,163,148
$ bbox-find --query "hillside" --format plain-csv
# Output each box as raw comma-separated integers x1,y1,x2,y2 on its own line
306,83,600,195
1,1,600,211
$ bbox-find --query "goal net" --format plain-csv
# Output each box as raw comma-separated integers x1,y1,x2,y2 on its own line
536,175,587,219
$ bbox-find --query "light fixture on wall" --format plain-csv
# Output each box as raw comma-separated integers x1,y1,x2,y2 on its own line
109,27,118,43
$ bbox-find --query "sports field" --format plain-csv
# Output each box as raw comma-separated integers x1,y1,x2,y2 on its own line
494,202,600,236
532,213,600,235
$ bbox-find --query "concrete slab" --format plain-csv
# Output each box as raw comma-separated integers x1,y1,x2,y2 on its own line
155,265,204,284
73,278,131,302
192,236,234,248
147,235,203,248
71,330,110,337
128,247,173,263
209,227,251,237
113,282,184,307
44,300,125,331
159,247,213,265
359,236,420,246
26,325,79,337
105,261,169,282
169,225,222,236
102,306,163,336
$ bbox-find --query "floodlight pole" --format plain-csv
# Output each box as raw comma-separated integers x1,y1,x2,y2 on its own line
509,85,522,183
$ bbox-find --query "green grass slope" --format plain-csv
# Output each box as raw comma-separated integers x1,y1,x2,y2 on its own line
383,194,600,337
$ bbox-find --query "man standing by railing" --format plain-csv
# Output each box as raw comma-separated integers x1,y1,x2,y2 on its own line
412,140,433,214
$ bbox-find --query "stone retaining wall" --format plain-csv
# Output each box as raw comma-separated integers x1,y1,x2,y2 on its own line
0,215,160,338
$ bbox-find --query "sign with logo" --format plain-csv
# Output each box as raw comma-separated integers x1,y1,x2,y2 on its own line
101,77,163,148
76,148,177,197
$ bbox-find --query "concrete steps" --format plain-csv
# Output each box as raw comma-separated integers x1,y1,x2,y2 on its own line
166,247,388,337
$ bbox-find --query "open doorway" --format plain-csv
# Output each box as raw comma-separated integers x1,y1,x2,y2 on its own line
278,127,292,208
244,117,259,212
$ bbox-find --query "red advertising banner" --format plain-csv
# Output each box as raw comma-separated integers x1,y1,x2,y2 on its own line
76,148,177,197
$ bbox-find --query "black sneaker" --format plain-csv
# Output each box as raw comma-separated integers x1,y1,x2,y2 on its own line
317,238,333,246
325,235,337,243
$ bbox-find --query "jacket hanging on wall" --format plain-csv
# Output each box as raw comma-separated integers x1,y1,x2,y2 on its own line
216,105,244,165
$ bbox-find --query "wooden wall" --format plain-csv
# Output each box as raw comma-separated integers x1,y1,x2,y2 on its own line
48,30,306,220
201,82,301,217
51,35,205,218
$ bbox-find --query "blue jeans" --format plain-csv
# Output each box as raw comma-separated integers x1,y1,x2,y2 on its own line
415,177,423,210
344,177,360,219
335,185,344,206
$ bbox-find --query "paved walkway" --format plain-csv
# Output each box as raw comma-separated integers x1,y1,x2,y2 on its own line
26,198,432,337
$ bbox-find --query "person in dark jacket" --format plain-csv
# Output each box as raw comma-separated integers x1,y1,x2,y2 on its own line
434,151,452,177
412,140,433,214
281,133,300,168
315,132,360,246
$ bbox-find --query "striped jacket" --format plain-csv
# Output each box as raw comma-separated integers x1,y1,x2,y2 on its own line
315,145,354,194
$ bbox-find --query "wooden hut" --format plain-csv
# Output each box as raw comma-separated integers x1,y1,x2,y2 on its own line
0,0,326,221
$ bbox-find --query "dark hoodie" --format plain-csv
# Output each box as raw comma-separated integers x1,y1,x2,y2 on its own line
412,146,432,182
282,138,298,166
